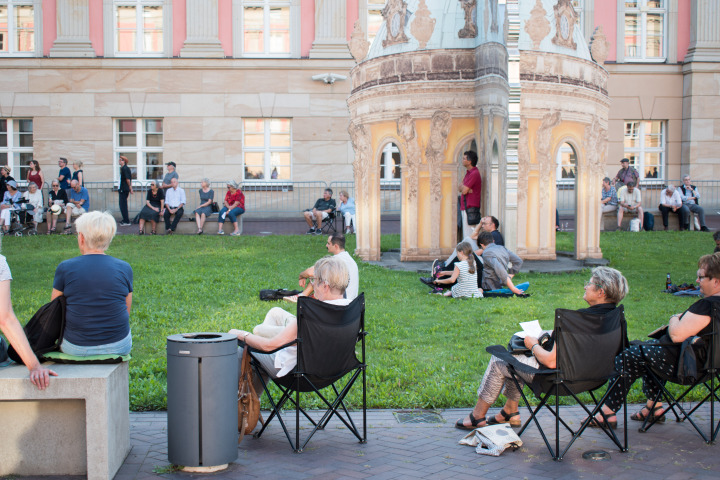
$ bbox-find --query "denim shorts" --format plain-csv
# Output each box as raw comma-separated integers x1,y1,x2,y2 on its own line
60,331,132,356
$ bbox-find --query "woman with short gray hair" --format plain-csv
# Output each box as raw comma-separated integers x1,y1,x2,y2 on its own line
52,211,133,356
194,178,214,234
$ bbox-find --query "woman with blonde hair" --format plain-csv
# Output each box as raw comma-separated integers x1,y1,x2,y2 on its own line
51,211,133,356
71,160,84,187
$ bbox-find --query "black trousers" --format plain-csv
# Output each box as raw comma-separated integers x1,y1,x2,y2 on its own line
164,207,184,231
118,191,130,223
658,204,688,229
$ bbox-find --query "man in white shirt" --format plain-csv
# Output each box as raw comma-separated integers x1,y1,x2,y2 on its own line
616,181,643,230
658,184,689,231
163,177,186,234
292,233,359,301
230,256,350,385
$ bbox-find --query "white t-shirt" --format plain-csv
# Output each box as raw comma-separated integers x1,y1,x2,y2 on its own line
335,250,359,300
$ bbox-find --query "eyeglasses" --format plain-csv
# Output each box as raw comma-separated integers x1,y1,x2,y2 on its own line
52,184,59,187
697,275,709,281
584,281,603,289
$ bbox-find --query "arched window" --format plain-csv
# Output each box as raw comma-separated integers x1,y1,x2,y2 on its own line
379,142,401,184
556,143,577,184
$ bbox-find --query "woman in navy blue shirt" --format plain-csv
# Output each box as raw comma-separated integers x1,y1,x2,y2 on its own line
52,211,133,356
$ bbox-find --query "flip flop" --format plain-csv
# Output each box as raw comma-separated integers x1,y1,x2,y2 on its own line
455,412,486,430
631,405,665,423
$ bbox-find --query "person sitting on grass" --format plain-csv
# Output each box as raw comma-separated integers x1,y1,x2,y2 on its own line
455,266,628,429
303,188,335,235
430,242,483,298
288,233,358,302
52,211,133,356
229,256,349,389
589,253,720,429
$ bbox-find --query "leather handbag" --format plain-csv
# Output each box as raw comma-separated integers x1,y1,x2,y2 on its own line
462,195,481,225
211,202,219,213
238,345,262,442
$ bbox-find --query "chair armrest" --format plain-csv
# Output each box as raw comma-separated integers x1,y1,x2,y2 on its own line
485,345,556,376
245,339,299,355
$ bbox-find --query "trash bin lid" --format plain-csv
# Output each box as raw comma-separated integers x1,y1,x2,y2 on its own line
167,332,238,357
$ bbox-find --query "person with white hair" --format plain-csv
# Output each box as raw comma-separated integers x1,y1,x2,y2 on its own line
217,180,244,236
679,174,710,232
230,256,350,386
22,181,44,230
51,211,133,356
658,184,689,231
63,179,90,233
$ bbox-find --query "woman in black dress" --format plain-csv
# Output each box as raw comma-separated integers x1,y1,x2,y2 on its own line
138,180,164,235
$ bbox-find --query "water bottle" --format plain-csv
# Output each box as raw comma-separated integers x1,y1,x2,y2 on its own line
666,273,672,290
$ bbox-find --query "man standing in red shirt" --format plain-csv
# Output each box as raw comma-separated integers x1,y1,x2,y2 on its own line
459,150,482,238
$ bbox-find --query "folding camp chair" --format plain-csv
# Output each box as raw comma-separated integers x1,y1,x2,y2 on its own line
636,300,720,443
319,208,337,234
250,294,367,452
486,305,629,460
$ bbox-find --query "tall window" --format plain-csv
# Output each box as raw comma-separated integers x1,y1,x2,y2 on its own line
0,1,35,55
624,0,665,61
114,0,163,56
367,0,385,44
243,118,291,181
379,143,400,184
624,120,665,181
556,143,577,184
242,0,290,56
115,119,163,183
0,119,33,182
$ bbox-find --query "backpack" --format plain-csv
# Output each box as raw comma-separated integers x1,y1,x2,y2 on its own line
259,289,302,301
643,211,654,231
7,296,66,365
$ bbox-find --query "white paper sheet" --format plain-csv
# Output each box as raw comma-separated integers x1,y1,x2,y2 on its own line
513,320,543,338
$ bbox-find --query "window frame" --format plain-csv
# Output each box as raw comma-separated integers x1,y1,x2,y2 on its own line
242,118,293,184
0,0,42,57
103,0,171,58
623,120,666,181
620,0,667,63
113,118,164,185
232,0,300,58
379,142,401,186
555,143,577,186
0,118,33,185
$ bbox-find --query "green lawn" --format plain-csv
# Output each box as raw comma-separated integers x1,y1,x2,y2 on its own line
1,230,714,411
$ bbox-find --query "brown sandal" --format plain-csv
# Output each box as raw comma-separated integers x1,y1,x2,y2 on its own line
487,409,521,427
631,405,665,423
455,412,486,430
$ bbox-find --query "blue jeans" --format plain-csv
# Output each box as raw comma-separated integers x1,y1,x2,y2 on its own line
60,331,132,356
218,206,244,223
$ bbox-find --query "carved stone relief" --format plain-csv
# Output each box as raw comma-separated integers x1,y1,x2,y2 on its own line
382,0,409,48
349,20,370,63
535,111,562,209
517,118,529,203
489,0,498,34
348,121,372,208
425,110,452,202
525,0,551,50
589,25,610,65
584,116,607,178
397,114,421,200
411,0,435,49
458,0,478,39
551,0,577,50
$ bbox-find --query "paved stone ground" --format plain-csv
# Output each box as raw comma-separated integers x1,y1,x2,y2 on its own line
102,405,720,480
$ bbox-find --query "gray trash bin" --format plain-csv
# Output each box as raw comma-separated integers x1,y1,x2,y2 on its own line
167,332,238,468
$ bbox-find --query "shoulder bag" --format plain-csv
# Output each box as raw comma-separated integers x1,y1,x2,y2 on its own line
238,345,262,443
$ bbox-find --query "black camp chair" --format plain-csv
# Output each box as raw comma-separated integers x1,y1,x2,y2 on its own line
319,208,337,234
636,300,720,443
486,305,629,460
250,294,367,452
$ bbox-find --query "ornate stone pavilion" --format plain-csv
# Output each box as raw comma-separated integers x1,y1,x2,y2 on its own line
347,0,610,262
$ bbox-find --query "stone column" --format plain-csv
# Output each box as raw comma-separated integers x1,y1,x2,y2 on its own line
685,0,720,62
180,0,225,58
49,0,95,57
309,0,352,59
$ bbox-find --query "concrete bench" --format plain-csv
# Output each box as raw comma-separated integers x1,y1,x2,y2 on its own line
0,362,130,480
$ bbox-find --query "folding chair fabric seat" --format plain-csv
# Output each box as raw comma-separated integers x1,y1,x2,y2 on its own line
319,209,337,234
485,305,629,460
636,300,720,443
250,294,367,452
